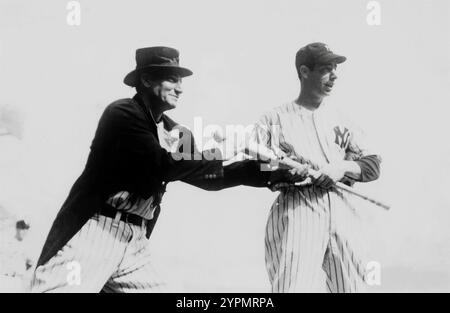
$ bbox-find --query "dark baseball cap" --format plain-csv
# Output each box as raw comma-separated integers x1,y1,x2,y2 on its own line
295,42,346,72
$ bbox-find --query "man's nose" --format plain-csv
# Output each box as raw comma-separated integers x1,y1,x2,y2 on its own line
174,82,183,95
330,71,338,81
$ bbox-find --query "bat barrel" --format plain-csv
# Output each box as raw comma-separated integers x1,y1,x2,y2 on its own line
334,182,390,210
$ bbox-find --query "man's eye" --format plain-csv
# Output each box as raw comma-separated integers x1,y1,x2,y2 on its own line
167,77,179,83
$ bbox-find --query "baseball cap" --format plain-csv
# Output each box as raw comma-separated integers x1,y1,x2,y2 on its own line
295,42,346,72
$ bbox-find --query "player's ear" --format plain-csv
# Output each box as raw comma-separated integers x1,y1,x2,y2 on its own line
299,65,310,80
140,73,153,88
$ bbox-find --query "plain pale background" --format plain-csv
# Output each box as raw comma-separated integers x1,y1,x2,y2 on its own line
0,0,449,292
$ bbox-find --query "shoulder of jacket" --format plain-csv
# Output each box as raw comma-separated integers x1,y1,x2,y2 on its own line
102,98,144,119
105,98,136,112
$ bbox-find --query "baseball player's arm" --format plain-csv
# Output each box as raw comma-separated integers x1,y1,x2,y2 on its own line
344,122,382,182
314,161,360,189
314,124,381,188
314,156,381,189
314,156,380,190
348,155,381,182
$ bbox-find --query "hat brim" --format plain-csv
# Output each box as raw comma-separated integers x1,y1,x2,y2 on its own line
318,54,347,65
124,65,193,87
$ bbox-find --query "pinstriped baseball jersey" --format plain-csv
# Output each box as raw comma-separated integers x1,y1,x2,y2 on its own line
254,101,373,167
105,120,180,220
252,100,375,293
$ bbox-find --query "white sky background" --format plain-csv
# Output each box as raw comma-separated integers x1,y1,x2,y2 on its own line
0,0,449,292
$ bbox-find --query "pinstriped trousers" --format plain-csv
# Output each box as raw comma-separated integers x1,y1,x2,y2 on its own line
30,213,167,293
265,185,367,293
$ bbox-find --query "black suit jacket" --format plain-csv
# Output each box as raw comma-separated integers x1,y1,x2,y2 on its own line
36,95,275,267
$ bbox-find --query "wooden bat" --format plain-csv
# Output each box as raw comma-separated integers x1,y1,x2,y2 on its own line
243,143,391,211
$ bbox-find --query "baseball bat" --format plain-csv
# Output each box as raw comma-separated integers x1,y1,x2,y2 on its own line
243,143,390,211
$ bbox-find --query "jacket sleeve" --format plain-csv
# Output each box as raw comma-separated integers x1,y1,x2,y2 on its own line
175,128,279,190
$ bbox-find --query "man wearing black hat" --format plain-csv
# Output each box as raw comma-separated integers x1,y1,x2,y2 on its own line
251,43,382,292
30,46,302,293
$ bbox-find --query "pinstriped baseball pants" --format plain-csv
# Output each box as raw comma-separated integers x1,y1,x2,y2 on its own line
30,213,167,293
265,185,367,293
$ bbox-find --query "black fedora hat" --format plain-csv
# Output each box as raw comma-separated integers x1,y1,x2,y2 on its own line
124,46,193,87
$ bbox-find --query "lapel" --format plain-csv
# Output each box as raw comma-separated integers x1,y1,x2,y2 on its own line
161,114,179,131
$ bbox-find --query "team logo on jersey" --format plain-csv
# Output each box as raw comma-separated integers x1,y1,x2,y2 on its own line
333,126,350,149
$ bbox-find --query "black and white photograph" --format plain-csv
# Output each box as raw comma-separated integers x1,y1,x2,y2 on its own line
0,0,449,297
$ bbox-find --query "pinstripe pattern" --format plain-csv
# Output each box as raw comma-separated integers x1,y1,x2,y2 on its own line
253,101,371,293
30,214,167,293
29,115,183,293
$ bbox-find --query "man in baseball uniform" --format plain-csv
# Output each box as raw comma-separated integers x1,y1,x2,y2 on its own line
30,46,300,293
251,43,382,293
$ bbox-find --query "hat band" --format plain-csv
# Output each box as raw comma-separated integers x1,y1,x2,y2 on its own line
135,62,183,70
